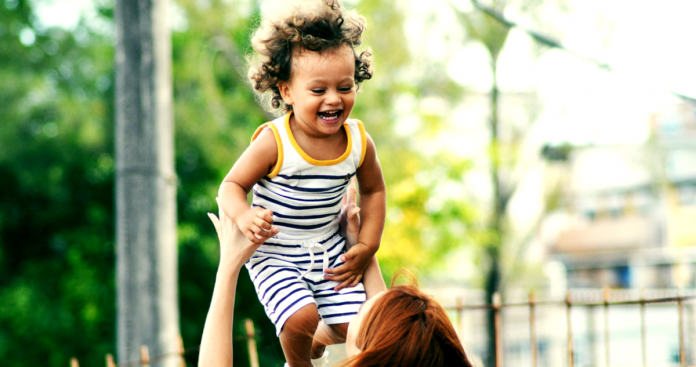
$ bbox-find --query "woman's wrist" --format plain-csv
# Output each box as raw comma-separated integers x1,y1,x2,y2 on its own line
217,259,244,279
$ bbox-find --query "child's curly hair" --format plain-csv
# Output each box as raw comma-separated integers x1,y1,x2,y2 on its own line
248,0,373,114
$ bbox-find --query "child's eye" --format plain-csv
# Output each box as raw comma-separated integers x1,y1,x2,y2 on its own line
339,87,353,92
311,89,325,94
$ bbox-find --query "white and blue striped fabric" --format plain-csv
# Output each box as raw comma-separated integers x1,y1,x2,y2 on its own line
245,112,367,335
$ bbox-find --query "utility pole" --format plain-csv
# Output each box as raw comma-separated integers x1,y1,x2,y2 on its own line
115,0,179,365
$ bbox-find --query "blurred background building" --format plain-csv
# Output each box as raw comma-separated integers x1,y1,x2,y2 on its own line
544,96,696,290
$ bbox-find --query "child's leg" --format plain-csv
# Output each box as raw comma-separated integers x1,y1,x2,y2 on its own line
311,321,349,358
279,303,320,367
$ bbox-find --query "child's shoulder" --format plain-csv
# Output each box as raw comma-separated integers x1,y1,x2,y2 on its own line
250,124,280,152
250,115,285,144
345,117,366,134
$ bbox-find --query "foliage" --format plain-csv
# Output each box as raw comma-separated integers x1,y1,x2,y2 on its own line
0,0,116,365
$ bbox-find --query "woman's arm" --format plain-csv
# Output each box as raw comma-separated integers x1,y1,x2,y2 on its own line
198,200,263,367
362,256,387,300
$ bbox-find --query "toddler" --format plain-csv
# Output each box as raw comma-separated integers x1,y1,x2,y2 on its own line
217,1,386,366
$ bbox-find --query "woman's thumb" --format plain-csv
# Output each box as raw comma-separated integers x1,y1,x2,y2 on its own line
348,207,360,219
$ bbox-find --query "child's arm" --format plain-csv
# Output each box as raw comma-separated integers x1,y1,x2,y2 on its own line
325,134,386,290
218,129,280,244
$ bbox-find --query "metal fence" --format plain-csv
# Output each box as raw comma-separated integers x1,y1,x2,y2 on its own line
445,287,695,367
70,288,695,367
69,319,260,367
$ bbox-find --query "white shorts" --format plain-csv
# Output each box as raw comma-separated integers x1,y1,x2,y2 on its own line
245,229,366,335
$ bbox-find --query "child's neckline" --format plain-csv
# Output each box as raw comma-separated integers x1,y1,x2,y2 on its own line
284,112,352,166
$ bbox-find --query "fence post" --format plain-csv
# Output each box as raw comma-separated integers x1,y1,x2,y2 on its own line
70,358,79,367
640,289,647,367
493,292,503,367
456,297,463,337
141,345,150,367
529,291,538,367
588,305,597,366
178,334,187,367
566,291,573,367
106,353,115,367
678,289,686,367
603,286,610,367
245,319,260,367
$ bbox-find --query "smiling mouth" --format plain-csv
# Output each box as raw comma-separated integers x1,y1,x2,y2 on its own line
318,110,342,122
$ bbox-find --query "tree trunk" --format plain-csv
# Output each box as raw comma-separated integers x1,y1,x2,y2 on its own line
485,56,503,367
485,257,501,367
115,0,179,365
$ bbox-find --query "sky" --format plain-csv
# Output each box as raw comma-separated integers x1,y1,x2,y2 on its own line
401,0,696,147
32,0,696,145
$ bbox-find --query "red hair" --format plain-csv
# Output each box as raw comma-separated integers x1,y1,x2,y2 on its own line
346,285,473,367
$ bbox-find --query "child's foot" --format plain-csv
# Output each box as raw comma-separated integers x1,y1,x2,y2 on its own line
310,345,325,359
311,349,330,367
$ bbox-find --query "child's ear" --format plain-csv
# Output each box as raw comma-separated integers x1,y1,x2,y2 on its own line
277,81,293,106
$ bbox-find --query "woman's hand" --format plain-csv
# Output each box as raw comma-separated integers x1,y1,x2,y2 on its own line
338,178,361,248
209,197,264,270
200,198,262,367
330,179,371,290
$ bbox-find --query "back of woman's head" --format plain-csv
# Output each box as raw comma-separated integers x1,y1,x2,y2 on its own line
351,285,474,367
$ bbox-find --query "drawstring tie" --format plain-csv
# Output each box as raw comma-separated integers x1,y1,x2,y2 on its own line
298,241,328,280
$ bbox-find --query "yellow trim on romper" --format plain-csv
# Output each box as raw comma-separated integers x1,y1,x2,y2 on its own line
284,112,352,166
251,122,283,178
355,119,367,167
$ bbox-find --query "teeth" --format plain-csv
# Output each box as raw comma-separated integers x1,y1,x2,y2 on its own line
319,110,341,120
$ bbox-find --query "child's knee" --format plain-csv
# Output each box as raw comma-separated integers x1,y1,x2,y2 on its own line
281,303,320,337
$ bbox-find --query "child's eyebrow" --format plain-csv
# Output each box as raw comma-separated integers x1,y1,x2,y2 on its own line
305,77,355,85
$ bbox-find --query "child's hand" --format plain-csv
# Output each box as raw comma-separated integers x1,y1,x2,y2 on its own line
235,206,279,244
325,242,375,291
209,198,264,269
338,178,361,248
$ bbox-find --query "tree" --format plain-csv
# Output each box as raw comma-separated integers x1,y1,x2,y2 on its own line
455,2,510,364
453,0,567,364
114,0,179,364
0,0,117,365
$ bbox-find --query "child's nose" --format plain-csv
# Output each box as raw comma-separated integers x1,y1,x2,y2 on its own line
325,90,341,104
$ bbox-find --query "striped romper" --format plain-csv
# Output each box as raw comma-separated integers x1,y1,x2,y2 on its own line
245,112,368,336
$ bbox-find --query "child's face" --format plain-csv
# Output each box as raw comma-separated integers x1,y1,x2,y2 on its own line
278,45,356,138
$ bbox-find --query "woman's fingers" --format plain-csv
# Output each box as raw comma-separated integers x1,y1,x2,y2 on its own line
347,207,360,219
215,197,225,222
347,178,357,204
208,213,221,238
